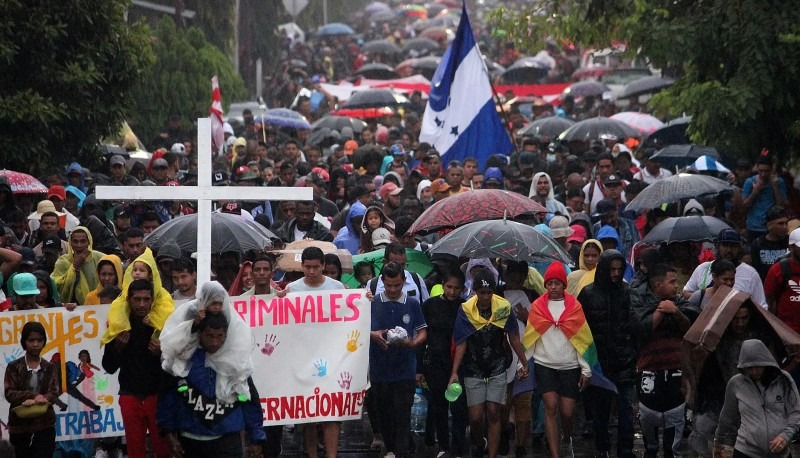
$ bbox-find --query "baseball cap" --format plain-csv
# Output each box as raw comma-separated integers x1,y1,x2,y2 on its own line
236,165,258,181
110,155,126,167
790,228,800,247
518,152,538,170
170,143,186,154
379,182,403,200
47,185,66,201
220,201,242,215
42,235,62,254
152,158,168,169
430,178,451,194
372,228,392,248
717,228,742,244
567,225,587,244
113,205,131,219
165,180,180,187
344,140,359,155
19,248,36,266
12,273,39,296
390,144,406,156
311,167,330,182
592,199,617,218
212,171,230,186
484,167,504,185
603,174,622,186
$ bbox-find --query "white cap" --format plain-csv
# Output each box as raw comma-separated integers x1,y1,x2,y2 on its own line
372,228,392,247
790,228,800,247
170,143,186,154
223,122,234,135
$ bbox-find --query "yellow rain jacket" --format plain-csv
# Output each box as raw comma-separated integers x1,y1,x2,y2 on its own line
51,227,106,304
566,239,603,296
84,254,123,305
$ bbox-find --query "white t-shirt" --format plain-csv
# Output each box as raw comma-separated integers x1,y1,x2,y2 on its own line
287,276,344,292
531,298,591,377
293,227,307,242
683,261,767,309
633,167,673,184
372,271,429,302
582,181,627,214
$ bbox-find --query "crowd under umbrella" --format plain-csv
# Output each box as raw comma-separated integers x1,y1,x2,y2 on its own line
254,108,311,130
562,80,610,98
0,170,48,194
370,10,397,22
315,23,355,37
341,248,433,288
340,88,409,109
619,75,675,99
428,219,574,264
311,115,367,134
642,116,691,149
361,39,402,55
610,112,665,134
501,57,551,84
517,116,575,138
353,62,398,80
402,37,440,56
642,215,733,244
143,212,275,253
419,26,454,44
409,55,442,79
557,117,641,142
409,189,547,235
650,144,720,170
625,173,735,213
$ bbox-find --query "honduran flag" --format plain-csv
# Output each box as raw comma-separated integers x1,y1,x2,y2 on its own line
419,5,514,170
523,293,617,393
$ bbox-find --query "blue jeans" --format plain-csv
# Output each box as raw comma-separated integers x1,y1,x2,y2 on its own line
589,383,635,458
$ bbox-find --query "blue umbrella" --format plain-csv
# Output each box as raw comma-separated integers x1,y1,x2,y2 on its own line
365,1,391,14
316,23,355,37
255,108,311,130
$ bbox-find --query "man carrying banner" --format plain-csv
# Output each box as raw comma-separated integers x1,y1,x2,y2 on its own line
157,313,265,458
284,247,345,458
102,279,170,458
369,262,428,458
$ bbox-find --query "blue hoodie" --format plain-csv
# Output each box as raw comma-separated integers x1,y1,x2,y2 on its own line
64,185,86,209
66,162,87,193
595,225,634,281
333,202,367,255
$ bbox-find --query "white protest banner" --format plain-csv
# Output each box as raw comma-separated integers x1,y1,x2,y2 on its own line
231,289,371,426
0,305,125,440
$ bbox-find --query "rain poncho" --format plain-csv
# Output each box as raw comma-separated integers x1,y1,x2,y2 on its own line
159,281,254,404
84,254,123,305
566,239,603,296
101,248,174,345
51,227,106,304
64,185,86,209
333,201,366,255
594,225,635,282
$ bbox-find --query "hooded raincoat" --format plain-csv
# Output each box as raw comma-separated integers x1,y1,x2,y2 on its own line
529,172,570,218
333,201,366,255
51,226,106,304
159,281,254,404
101,248,174,345
566,239,603,296
84,254,123,305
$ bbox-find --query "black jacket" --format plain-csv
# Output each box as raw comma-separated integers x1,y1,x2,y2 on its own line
418,294,462,372
578,250,636,382
102,315,163,396
273,218,333,243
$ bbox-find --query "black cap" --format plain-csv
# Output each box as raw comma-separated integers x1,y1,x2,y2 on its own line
19,248,36,266
518,152,538,170
212,171,229,186
766,206,786,223
113,205,130,219
717,228,741,244
603,174,622,186
42,235,62,254
592,198,617,218
582,151,597,163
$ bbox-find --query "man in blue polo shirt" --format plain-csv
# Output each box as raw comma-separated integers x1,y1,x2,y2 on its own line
742,155,787,242
370,262,427,458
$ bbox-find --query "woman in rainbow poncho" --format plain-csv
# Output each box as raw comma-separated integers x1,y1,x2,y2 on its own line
523,262,607,458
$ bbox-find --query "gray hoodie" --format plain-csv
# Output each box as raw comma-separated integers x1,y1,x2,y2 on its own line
714,339,800,457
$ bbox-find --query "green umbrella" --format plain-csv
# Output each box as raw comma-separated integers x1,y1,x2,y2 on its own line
342,248,433,289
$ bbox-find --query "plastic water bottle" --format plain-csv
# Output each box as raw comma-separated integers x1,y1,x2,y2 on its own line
411,388,428,433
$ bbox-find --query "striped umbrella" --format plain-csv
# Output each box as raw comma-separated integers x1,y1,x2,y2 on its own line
691,155,730,174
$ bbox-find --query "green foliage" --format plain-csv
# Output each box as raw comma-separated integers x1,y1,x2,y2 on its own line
128,17,247,147
492,0,800,161
0,0,154,173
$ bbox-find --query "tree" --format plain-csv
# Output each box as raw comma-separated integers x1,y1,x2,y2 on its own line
490,0,800,161
0,0,154,173
128,17,247,148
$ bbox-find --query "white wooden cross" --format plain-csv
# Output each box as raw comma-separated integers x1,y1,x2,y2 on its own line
95,118,313,285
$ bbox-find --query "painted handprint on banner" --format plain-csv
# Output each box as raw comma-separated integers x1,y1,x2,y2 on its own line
97,394,114,407
338,371,352,390
260,334,280,356
346,330,362,352
94,375,109,391
3,348,22,364
313,359,328,377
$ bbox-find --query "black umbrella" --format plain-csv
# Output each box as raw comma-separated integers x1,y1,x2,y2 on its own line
427,219,574,263
144,212,276,253
642,117,690,149
625,173,735,212
353,62,398,80
620,76,675,99
557,117,641,142
562,81,610,98
650,144,720,170
411,55,442,79
517,117,576,138
353,144,385,170
307,127,341,147
501,57,550,84
402,38,440,56
311,116,368,134
361,39,402,55
341,89,409,109
642,216,733,244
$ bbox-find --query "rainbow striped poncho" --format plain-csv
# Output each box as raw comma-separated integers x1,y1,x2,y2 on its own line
523,293,616,393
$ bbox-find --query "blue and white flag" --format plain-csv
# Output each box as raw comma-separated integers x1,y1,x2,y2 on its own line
419,5,513,169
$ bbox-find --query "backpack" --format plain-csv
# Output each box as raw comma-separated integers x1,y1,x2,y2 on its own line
369,272,425,299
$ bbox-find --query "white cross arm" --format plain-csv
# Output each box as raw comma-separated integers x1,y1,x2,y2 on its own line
94,186,312,202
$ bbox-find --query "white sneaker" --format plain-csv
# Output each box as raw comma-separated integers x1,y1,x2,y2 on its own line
94,450,109,458
385,453,396,458
561,437,574,458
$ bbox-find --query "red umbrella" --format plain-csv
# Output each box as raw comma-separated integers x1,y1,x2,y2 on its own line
409,189,548,235
0,170,48,194
335,107,395,119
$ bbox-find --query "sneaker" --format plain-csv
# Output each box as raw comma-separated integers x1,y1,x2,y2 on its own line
561,438,574,458
385,453,396,458
515,445,526,457
95,450,109,458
